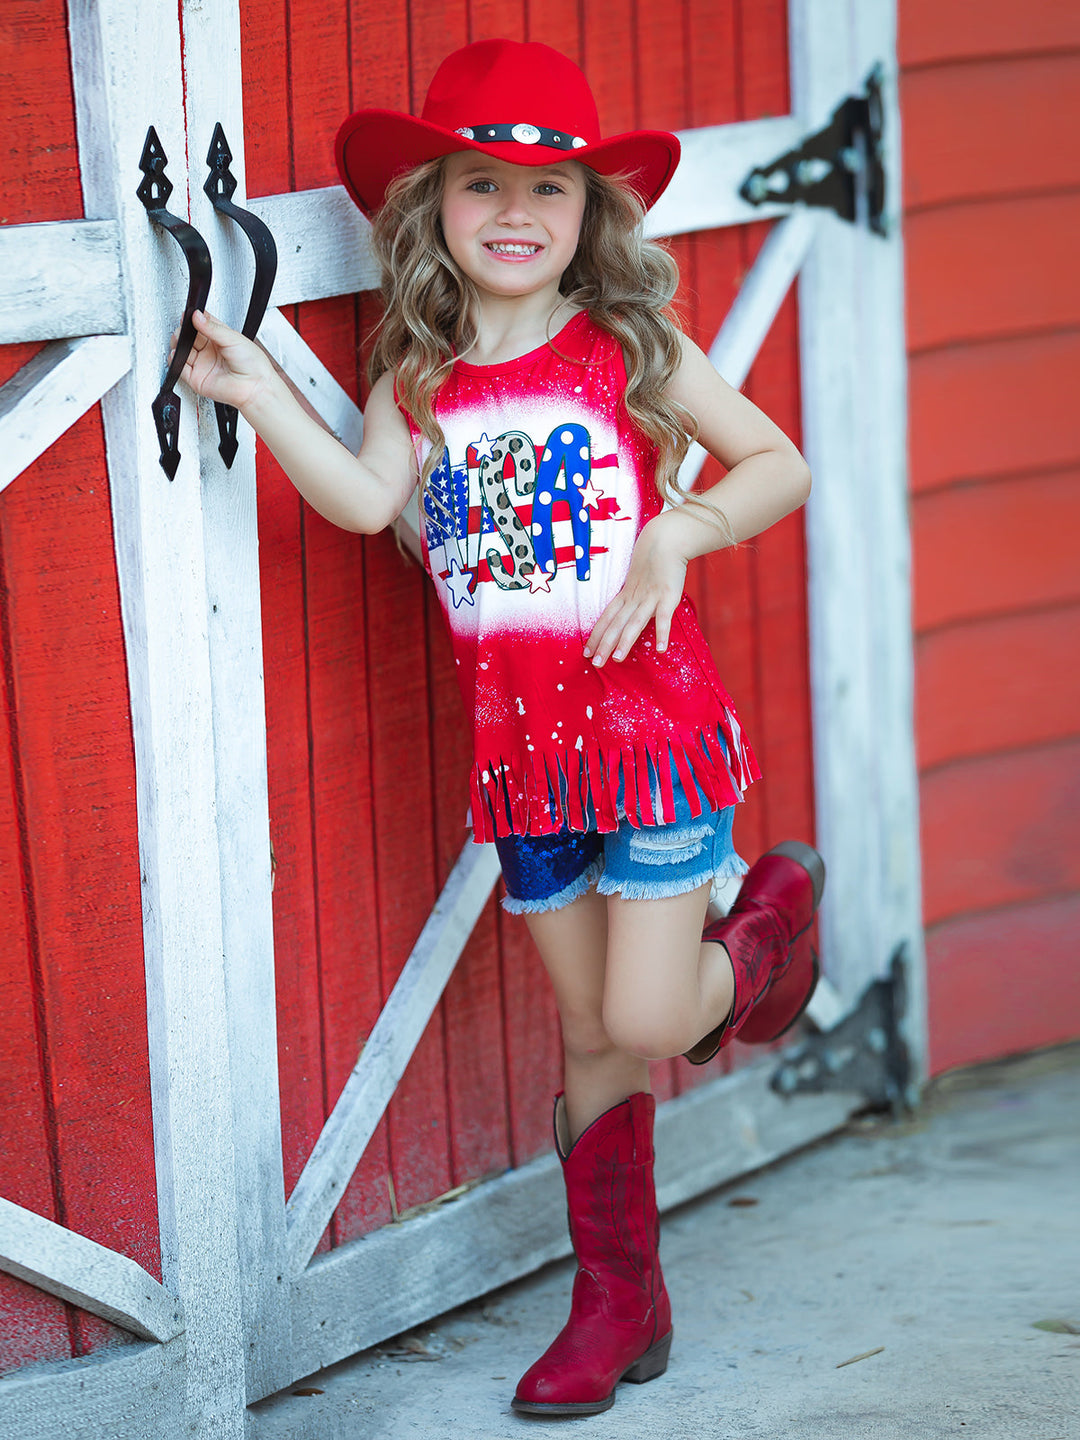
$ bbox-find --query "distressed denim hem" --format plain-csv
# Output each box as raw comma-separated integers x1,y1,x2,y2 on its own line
500,857,604,915
596,866,716,903
599,853,750,904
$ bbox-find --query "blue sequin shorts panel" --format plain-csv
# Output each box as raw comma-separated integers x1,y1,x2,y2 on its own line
495,772,747,914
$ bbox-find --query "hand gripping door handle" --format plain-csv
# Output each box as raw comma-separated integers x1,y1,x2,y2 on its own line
137,126,213,480
204,123,279,468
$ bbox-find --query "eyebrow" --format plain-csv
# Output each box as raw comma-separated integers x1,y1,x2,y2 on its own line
454,163,577,181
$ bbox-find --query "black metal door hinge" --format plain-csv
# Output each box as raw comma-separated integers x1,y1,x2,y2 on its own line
771,946,914,1115
741,66,886,234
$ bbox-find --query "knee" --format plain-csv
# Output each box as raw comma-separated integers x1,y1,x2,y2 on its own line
600,997,686,1062
558,1004,617,1064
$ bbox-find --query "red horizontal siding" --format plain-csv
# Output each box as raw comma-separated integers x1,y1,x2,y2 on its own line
919,740,1080,927
901,54,1080,209
915,606,1080,768
926,893,1080,1073
900,0,1080,67
912,469,1080,629
905,192,1080,352
908,330,1080,491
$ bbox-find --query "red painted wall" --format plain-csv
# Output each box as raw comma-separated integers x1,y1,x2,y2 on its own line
900,1,1080,1072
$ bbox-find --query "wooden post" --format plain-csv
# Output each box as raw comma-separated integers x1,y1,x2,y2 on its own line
790,0,927,1081
68,3,249,1431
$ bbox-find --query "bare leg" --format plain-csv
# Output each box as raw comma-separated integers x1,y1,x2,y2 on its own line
523,888,651,1144
602,882,736,1060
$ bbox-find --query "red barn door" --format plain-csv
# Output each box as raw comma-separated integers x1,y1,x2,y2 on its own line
0,0,918,1434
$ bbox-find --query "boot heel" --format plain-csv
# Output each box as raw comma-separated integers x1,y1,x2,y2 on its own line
622,1330,672,1384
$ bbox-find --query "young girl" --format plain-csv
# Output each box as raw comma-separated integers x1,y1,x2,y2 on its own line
180,37,824,1418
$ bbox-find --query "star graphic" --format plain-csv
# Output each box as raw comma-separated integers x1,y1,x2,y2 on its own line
444,557,476,608
471,433,497,462
526,565,553,594
578,477,605,510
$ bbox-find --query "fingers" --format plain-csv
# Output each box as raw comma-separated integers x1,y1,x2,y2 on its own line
585,597,652,667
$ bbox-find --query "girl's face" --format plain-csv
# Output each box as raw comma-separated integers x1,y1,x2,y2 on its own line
440,152,587,306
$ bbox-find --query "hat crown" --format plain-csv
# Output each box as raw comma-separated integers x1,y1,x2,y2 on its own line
420,39,601,145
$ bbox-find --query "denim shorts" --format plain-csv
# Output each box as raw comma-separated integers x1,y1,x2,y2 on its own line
495,771,748,914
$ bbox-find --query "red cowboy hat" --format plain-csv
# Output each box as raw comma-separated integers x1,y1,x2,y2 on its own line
335,39,681,218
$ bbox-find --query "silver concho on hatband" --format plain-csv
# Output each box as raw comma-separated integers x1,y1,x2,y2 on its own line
453,123,587,151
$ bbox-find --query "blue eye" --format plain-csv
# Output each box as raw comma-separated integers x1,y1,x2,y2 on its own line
467,179,497,193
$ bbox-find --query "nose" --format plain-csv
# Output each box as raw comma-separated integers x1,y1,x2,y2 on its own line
495,182,534,226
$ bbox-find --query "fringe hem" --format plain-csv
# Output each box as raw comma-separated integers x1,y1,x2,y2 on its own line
470,712,760,844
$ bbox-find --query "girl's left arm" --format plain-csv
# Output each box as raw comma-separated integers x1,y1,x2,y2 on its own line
584,334,811,667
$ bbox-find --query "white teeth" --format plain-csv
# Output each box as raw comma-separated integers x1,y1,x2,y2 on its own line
486,242,540,255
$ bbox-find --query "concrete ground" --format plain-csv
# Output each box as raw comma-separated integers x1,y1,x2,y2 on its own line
252,1045,1080,1440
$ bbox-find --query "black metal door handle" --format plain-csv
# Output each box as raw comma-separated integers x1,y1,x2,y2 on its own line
204,123,279,467
137,126,213,480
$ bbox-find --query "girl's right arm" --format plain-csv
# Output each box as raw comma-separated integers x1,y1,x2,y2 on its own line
179,310,417,533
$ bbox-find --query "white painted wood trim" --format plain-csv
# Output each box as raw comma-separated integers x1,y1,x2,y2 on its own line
0,221,125,343
678,208,822,490
0,1338,185,1440
258,307,364,453
0,1198,183,1344
789,0,927,1079
68,3,249,1434
258,307,423,556
249,187,377,309
645,116,803,239
248,117,802,310
179,0,294,1402
268,1060,856,1395
284,840,502,1276
0,336,131,493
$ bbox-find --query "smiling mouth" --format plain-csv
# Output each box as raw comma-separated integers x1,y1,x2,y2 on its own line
484,241,542,257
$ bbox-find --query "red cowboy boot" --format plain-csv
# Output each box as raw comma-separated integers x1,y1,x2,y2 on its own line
684,840,825,1065
511,1092,672,1417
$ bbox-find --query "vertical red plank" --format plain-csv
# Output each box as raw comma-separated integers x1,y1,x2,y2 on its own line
499,906,563,1166
257,440,331,1235
347,0,411,115
409,0,469,111
240,0,327,1237
468,0,525,43
737,0,789,119
742,273,814,849
239,0,292,196
364,526,451,1212
0,410,160,1357
636,0,692,1103
298,296,393,1240
0,1,81,223
524,0,581,60
582,0,636,138
687,0,739,128
0,468,73,1373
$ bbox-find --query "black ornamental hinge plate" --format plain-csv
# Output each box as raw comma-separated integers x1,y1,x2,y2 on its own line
770,946,914,1115
741,66,886,234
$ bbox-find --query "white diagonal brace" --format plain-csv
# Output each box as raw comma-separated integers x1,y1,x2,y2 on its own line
256,307,422,557
0,220,125,344
0,1197,183,1343
678,208,822,491
284,838,502,1275
0,335,132,494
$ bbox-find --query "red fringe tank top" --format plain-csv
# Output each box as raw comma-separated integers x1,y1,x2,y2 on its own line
407,310,760,842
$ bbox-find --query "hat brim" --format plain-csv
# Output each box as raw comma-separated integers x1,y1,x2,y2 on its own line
334,110,680,219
